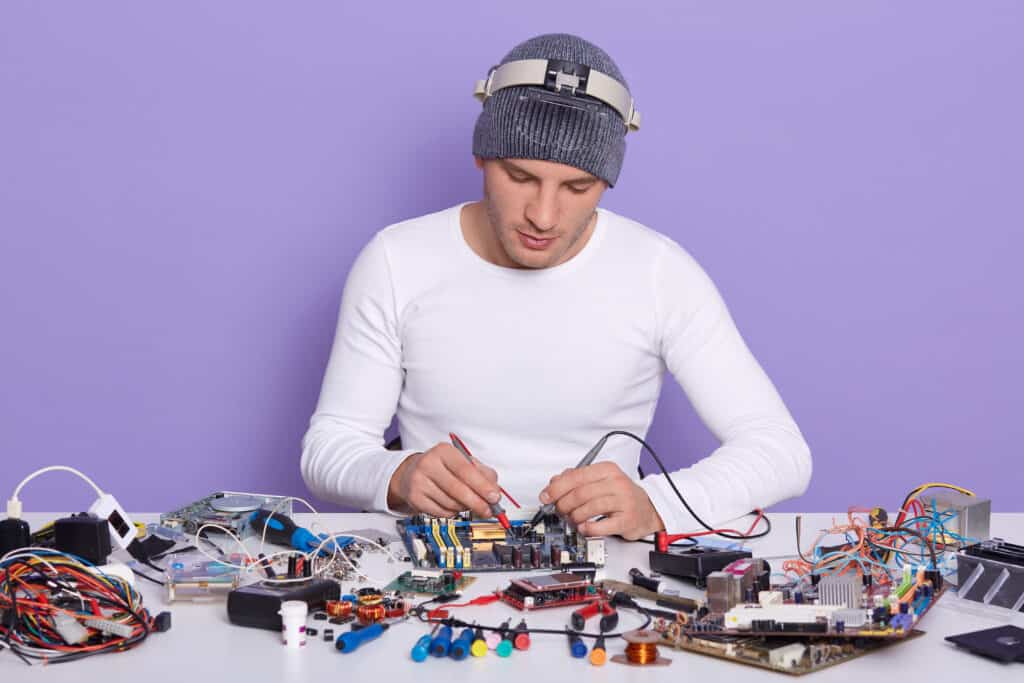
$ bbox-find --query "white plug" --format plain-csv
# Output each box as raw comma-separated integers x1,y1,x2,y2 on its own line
88,494,136,550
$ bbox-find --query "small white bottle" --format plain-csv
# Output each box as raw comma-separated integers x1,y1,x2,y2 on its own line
278,600,308,648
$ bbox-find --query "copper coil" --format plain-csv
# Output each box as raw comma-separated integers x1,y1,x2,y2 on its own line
624,642,661,665
356,603,386,625
325,600,353,618
611,629,671,667
357,590,383,606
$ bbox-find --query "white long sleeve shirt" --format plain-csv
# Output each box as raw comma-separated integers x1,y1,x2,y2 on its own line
301,202,811,532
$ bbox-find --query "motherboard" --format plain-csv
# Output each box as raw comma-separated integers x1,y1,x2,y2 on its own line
396,513,605,572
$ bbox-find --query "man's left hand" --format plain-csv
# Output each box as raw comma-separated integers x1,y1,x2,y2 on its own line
539,462,665,540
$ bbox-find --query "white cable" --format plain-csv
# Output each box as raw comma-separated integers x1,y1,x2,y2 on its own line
257,496,320,556
7,466,105,518
1,547,64,574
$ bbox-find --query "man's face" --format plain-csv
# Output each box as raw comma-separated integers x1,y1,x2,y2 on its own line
476,157,607,269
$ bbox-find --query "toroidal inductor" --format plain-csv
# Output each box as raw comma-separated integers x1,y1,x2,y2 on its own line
356,603,386,625
611,629,671,667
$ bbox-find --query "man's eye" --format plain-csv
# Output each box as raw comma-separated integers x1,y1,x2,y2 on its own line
509,174,531,183
568,184,592,194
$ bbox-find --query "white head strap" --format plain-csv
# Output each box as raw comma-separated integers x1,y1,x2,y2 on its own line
474,58,641,133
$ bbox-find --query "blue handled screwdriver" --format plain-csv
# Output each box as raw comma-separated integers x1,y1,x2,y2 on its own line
336,623,389,653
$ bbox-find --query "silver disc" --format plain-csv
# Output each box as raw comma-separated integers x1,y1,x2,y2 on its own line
209,494,263,513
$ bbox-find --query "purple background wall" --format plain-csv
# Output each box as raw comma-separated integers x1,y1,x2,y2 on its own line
1,2,1021,515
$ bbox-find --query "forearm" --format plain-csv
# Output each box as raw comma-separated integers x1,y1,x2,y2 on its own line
300,415,418,512
639,416,811,533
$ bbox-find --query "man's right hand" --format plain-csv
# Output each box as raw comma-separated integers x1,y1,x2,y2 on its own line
387,442,501,518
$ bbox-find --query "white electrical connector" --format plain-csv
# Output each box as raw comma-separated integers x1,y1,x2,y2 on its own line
88,494,136,550
53,614,90,645
84,618,134,639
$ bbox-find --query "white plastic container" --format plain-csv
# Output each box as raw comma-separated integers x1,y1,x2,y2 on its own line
278,600,308,648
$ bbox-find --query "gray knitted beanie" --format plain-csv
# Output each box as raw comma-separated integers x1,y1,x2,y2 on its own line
472,34,632,187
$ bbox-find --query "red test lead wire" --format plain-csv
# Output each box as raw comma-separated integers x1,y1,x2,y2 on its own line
449,432,521,509
655,509,767,552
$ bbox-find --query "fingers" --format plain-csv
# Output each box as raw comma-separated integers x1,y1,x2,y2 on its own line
541,461,622,509
553,480,618,521
440,448,501,505
566,495,620,526
391,442,506,519
429,462,494,518
578,515,627,539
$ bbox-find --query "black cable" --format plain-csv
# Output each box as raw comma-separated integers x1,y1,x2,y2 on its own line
596,430,772,540
417,607,652,641
132,564,166,587
150,544,198,561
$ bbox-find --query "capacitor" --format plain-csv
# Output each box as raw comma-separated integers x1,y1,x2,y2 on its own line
530,545,540,568
551,544,561,567
512,547,522,569
744,587,756,603
835,620,845,633
287,554,297,578
794,591,804,604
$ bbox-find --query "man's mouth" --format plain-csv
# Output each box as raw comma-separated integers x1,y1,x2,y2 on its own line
517,231,555,250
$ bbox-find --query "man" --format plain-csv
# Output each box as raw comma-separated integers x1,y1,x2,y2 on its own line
301,33,811,540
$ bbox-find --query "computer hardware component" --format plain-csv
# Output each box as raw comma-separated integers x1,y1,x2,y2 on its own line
956,538,1024,611
54,513,112,565
396,513,604,572
164,556,242,603
652,627,924,676
227,578,340,630
384,569,476,595
945,625,1024,663
160,491,293,537
817,573,862,608
694,580,946,639
648,544,752,588
921,490,991,547
87,493,136,550
0,517,31,556
499,572,597,610
597,579,702,613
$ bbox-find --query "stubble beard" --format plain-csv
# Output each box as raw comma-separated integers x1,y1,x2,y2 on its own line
484,200,595,270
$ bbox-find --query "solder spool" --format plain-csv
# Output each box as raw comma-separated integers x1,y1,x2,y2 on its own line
610,630,671,667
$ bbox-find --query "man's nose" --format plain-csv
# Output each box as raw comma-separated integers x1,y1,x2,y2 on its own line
525,187,559,232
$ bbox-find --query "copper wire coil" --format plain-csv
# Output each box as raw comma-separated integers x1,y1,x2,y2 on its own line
611,630,671,667
624,641,661,665
357,603,386,624
326,600,353,618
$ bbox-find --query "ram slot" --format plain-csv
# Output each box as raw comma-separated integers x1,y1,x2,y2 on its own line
447,520,464,569
430,519,448,568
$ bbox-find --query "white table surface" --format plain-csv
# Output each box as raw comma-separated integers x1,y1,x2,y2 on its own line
5,512,1022,682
